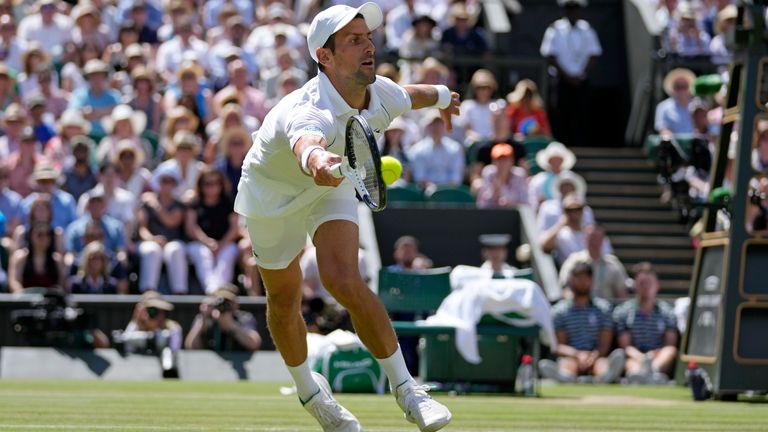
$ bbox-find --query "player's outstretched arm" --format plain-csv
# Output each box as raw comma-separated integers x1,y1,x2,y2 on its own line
293,135,343,187
404,84,461,132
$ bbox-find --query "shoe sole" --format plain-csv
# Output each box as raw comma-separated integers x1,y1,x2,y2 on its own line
406,413,452,432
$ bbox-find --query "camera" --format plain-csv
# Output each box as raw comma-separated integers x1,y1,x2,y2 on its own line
211,297,232,313
111,329,178,378
10,290,94,348
749,187,767,206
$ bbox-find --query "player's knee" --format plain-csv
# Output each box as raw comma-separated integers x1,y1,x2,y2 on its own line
265,285,302,314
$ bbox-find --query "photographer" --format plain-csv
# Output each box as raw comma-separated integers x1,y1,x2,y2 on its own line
184,285,261,352
748,177,768,233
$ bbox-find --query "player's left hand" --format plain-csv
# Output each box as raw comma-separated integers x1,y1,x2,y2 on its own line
440,92,461,132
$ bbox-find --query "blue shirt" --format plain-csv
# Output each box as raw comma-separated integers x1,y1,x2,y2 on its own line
613,299,677,352
68,88,121,135
0,188,22,225
20,190,77,231
552,297,613,351
655,97,694,134
64,214,126,254
33,123,55,145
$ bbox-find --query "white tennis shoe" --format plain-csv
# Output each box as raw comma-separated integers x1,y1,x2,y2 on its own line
394,380,452,432
303,372,361,432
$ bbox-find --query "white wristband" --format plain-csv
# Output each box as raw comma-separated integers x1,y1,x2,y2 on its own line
300,145,324,175
434,85,451,109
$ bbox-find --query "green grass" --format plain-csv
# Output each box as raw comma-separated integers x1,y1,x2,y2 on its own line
0,380,765,431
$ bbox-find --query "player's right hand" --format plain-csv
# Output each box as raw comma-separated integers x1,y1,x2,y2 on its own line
309,150,343,187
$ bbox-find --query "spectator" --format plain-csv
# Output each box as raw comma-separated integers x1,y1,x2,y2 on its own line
126,0,159,45
205,100,259,147
613,262,679,383
70,2,110,52
0,15,25,73
458,69,503,145
163,60,214,130
68,59,121,136
29,64,67,119
26,95,54,145
127,66,162,135
528,141,577,208
478,234,517,278
214,126,250,200
96,104,152,167
203,0,254,32
668,4,711,57
19,43,52,97
408,110,465,190
8,221,64,292
17,0,73,57
155,15,209,84
399,14,439,60
259,47,307,102
710,5,736,66
539,194,612,265
440,3,489,58
20,161,77,232
11,193,59,251
67,240,118,294
387,235,422,272
214,60,268,124
541,0,602,148
559,225,628,302
160,105,199,156
184,167,239,294
415,56,450,86
44,109,91,171
113,140,151,204
59,40,102,95
267,70,303,109
0,162,21,236
102,21,141,74
539,262,625,383
245,3,304,66
208,17,258,86
157,130,206,199
536,170,595,233
505,79,552,138
137,165,187,294
6,125,38,197
77,162,137,236
752,120,768,172
0,102,28,160
474,143,529,208
386,0,423,53
747,176,768,233
61,136,98,202
121,293,181,376
655,68,696,135
184,285,262,352
0,62,19,111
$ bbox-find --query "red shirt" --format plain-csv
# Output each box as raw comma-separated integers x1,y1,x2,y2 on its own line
506,105,551,137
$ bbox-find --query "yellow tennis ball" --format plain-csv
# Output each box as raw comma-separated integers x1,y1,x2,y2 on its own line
380,156,402,185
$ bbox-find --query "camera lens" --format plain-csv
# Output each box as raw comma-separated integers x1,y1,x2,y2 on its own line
147,307,158,318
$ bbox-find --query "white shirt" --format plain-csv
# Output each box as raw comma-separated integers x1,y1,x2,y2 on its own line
235,72,412,219
555,226,612,265
156,37,210,78
77,185,137,227
536,199,596,234
540,18,602,78
458,99,499,141
155,159,206,198
17,14,73,55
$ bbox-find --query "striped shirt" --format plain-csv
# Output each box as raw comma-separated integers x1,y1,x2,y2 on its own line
552,298,613,351
613,299,677,353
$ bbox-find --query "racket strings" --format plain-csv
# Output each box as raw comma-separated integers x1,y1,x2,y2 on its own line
349,123,382,205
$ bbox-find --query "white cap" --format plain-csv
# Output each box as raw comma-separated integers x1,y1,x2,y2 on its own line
306,2,383,63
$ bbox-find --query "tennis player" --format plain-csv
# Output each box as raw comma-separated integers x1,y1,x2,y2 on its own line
234,3,459,431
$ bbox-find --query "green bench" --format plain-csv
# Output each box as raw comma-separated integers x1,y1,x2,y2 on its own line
378,267,540,393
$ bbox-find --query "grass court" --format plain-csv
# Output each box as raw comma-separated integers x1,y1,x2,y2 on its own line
0,380,766,431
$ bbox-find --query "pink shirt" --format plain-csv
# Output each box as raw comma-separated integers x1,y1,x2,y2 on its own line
476,164,529,208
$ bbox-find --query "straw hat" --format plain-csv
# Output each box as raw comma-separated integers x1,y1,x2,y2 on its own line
165,106,199,133
143,297,174,312
663,68,696,97
124,43,145,60
418,57,449,82
3,102,26,123
716,5,737,34
535,141,576,171
219,126,250,155
32,161,58,181
211,284,238,301
72,2,100,24
507,79,542,106
102,104,146,135
551,170,587,199
168,130,201,156
112,139,146,167
469,68,497,90
83,59,110,77
130,65,154,84
176,60,203,81
57,108,91,135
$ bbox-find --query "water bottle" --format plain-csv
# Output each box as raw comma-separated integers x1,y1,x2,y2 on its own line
516,354,536,396
685,362,712,401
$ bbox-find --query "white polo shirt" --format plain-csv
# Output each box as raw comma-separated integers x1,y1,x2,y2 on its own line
234,72,412,219
540,18,602,78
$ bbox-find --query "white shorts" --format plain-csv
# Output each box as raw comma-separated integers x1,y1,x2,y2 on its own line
244,182,358,270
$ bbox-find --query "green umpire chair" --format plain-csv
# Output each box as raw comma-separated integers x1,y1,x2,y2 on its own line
378,267,541,393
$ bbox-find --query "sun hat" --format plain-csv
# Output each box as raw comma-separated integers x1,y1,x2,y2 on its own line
663,68,696,96
150,163,182,192
307,2,383,63
83,59,110,76
112,139,146,167
57,108,91,135
102,104,147,135
535,141,576,171
551,170,588,199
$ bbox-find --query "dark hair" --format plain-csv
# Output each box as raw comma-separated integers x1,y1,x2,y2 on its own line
99,160,118,175
631,261,656,278
570,261,593,278
195,166,231,202
23,222,60,288
317,32,337,73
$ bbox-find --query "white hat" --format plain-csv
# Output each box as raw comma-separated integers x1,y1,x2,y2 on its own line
102,104,147,135
551,171,587,200
535,141,576,171
150,163,182,192
307,2,383,63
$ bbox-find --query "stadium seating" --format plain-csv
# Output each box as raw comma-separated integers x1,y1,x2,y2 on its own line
425,185,475,206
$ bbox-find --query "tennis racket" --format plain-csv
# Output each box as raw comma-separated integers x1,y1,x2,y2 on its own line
330,115,387,211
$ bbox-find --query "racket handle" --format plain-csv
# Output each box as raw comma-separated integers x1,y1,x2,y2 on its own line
329,163,344,179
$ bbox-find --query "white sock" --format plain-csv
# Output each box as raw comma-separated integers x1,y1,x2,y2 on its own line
287,359,320,404
377,345,413,390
